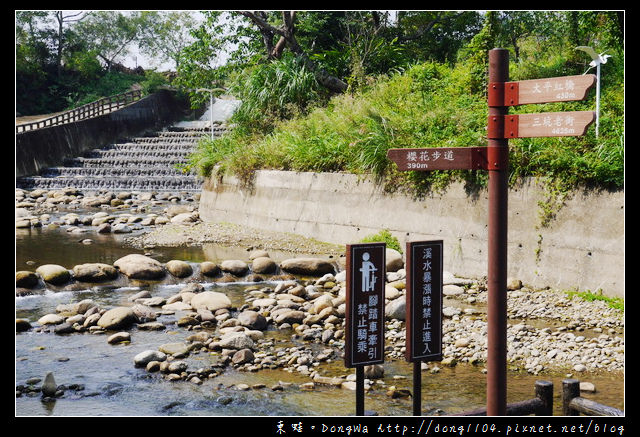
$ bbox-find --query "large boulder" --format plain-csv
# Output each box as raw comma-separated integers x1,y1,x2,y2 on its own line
280,258,335,276
385,297,406,321
35,264,71,285
16,318,32,332
251,257,277,274
72,263,118,282
131,304,157,322
97,307,138,330
237,310,268,330
200,261,220,277
218,332,255,350
386,248,404,272
232,348,255,365
38,313,64,325
220,260,249,276
158,342,190,357
170,212,198,224
190,291,232,312
134,350,167,367
165,260,193,278
113,254,165,280
273,309,306,325
16,271,39,288
42,372,58,397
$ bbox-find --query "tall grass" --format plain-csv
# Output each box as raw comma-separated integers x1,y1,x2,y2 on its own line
227,54,328,135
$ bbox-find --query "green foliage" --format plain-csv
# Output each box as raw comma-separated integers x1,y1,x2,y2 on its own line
189,40,623,200
17,10,624,201
64,71,142,109
63,50,102,81
228,53,330,135
360,229,402,253
565,290,624,312
139,70,170,94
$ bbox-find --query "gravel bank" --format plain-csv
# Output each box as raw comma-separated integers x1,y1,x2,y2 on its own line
126,221,345,257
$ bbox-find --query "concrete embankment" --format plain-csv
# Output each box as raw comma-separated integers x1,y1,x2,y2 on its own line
199,170,624,298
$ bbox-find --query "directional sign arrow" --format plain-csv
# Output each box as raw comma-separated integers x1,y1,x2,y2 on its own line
488,111,596,138
386,147,490,171
489,74,596,106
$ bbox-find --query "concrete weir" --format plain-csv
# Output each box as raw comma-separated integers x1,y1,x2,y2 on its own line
199,170,624,298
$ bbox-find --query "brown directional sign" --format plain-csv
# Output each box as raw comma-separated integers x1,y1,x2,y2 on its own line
489,74,596,106
387,147,489,171
405,240,443,362
488,111,595,139
345,243,386,368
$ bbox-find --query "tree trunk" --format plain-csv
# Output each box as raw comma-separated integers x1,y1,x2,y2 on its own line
56,11,64,78
241,11,348,93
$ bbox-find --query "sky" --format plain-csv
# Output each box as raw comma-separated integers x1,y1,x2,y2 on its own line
19,10,204,71
23,10,404,71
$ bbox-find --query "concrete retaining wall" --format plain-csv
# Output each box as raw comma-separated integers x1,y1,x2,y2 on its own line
16,89,187,177
200,170,624,298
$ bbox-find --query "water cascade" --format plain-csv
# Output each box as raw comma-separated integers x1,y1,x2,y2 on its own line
16,126,227,192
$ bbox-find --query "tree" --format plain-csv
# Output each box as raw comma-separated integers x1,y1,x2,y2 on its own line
16,11,53,71
137,11,198,70
75,11,143,71
239,11,348,93
394,11,482,63
53,11,86,77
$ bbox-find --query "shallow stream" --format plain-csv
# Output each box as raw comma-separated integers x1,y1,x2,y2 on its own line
15,210,624,417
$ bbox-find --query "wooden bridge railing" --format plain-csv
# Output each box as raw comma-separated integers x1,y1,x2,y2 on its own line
456,380,554,416
562,379,624,416
16,89,142,134
454,379,623,416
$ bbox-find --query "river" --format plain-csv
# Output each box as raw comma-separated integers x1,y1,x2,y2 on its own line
15,203,624,418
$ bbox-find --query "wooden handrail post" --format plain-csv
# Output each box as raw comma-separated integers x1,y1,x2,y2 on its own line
562,379,581,416
534,380,553,416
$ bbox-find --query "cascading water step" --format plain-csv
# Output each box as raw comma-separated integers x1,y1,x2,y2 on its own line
16,125,226,192
39,165,196,177
16,175,203,191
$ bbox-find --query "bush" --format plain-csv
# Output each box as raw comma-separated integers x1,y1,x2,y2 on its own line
140,70,169,95
360,229,402,253
228,53,330,135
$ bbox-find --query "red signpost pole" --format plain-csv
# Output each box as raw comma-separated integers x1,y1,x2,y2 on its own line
487,48,509,416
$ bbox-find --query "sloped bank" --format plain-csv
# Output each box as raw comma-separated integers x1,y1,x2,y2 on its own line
199,170,624,298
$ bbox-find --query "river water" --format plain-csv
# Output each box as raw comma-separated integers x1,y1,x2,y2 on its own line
15,207,624,417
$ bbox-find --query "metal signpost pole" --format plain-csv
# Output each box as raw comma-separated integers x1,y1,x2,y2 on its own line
210,91,214,140
413,361,422,416
356,366,365,416
486,48,509,416
196,88,221,140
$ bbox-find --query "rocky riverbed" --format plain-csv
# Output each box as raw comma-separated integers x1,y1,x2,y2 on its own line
16,188,624,408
